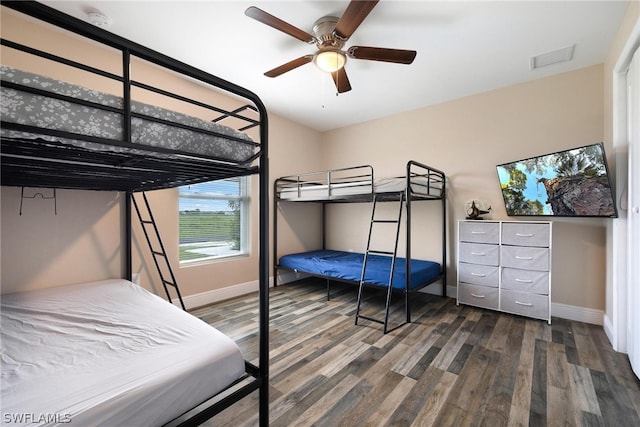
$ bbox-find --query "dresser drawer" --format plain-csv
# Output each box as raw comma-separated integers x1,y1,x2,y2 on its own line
500,289,550,321
458,283,499,310
459,263,499,287
501,245,549,271
501,268,549,294
459,242,499,266
459,221,500,244
501,222,550,247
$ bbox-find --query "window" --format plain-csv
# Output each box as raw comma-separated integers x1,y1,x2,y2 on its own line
178,177,249,264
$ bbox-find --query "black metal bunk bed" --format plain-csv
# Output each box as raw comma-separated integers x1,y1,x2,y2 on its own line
0,2,269,425
274,161,446,333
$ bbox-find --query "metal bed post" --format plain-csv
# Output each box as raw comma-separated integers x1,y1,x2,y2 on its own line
322,202,327,250
273,179,279,288
405,162,412,324
441,175,447,297
257,105,270,427
123,44,133,285
125,191,133,282
322,202,331,299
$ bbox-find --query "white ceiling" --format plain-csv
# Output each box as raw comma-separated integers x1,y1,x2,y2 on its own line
39,1,629,132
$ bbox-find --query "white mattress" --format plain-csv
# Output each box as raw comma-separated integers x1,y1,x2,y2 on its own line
278,176,443,201
0,279,245,426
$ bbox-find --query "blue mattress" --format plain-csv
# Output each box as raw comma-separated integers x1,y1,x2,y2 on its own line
279,250,441,291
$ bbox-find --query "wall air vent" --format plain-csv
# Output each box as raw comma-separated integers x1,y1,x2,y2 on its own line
530,44,575,70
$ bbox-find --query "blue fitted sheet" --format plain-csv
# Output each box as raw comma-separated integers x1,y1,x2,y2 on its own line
279,250,441,290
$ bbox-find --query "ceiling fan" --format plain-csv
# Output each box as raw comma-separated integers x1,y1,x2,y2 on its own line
245,0,416,93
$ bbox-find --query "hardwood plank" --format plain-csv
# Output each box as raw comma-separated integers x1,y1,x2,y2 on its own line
573,330,604,371
271,372,361,427
485,314,512,353
507,320,538,424
337,370,406,425
407,345,442,380
546,342,579,426
547,341,570,389
590,368,640,426
391,324,440,375
480,317,526,426
362,376,416,426
409,369,458,427
386,365,446,426
446,343,473,375
580,410,604,427
192,281,640,427
435,346,501,426
464,311,499,348
431,317,475,371
313,378,374,427
567,363,602,417
547,385,577,427
529,339,547,421
589,323,640,410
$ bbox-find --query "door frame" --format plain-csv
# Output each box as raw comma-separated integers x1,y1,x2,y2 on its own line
609,16,640,355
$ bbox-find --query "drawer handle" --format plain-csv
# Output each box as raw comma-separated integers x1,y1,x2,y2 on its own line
471,252,486,256
471,273,486,277
471,231,486,234
515,256,533,260
470,293,486,298
516,233,534,237
515,301,533,307
515,278,533,283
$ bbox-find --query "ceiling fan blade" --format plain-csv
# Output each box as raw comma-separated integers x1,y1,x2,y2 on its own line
245,6,314,43
334,0,379,40
331,68,352,93
264,55,313,78
348,46,417,64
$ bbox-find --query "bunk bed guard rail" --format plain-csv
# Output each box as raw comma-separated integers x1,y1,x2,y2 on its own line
275,165,375,200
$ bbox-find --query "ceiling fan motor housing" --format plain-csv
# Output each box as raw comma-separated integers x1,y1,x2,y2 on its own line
313,16,344,49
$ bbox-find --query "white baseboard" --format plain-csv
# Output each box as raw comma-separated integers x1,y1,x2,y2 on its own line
550,302,603,325
173,278,271,310
603,314,615,347
176,279,603,326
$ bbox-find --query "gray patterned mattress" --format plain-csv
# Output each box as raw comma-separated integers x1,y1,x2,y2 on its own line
0,65,257,163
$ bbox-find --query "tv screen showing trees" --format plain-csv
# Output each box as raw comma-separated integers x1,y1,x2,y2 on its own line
497,143,617,217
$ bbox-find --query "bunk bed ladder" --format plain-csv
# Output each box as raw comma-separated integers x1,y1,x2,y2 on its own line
355,192,404,334
131,192,186,311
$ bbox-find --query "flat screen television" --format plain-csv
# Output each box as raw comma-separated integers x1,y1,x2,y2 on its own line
496,142,617,217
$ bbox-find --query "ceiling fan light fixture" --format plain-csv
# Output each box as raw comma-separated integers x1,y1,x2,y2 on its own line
314,49,346,73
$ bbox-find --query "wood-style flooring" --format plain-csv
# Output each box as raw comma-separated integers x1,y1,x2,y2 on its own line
192,278,640,427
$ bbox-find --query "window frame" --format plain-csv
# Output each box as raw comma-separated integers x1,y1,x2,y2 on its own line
178,176,250,265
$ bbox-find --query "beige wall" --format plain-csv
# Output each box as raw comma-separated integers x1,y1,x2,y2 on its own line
0,5,623,315
0,7,324,296
1,188,123,294
321,65,608,310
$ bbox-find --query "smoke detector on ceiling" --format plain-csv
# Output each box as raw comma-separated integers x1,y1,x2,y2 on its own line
86,10,112,29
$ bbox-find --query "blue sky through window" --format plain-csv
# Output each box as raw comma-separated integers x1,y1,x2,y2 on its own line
179,179,240,212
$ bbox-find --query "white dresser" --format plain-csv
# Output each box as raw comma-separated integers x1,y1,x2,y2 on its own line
457,220,552,323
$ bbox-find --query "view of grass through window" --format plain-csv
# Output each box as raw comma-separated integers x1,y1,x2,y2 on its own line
179,178,247,263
